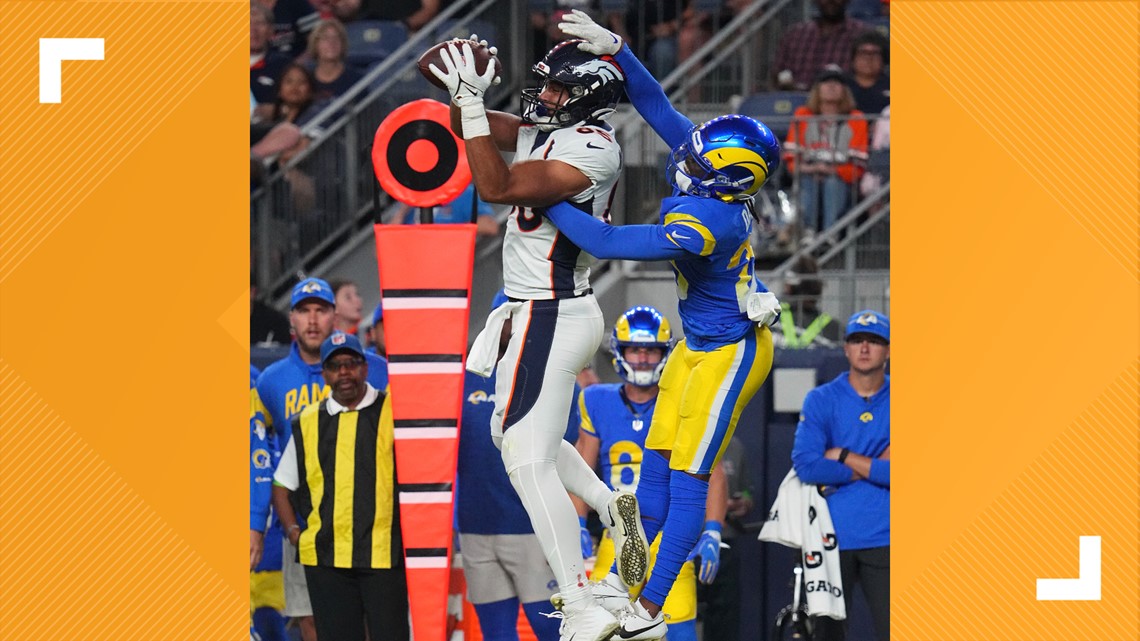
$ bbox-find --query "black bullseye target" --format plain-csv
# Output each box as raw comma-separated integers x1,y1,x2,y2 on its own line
373,99,471,207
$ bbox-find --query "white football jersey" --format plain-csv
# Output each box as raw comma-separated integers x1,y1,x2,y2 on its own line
501,121,623,300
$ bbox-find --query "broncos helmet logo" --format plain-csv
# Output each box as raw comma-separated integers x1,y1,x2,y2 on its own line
569,58,624,84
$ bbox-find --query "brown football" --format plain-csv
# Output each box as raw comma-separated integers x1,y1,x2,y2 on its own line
417,38,502,90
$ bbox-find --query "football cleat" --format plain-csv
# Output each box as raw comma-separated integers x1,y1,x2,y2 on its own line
606,491,649,588
613,600,667,640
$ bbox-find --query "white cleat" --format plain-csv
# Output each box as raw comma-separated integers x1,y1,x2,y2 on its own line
550,575,629,615
613,599,667,640
606,491,649,588
558,602,619,641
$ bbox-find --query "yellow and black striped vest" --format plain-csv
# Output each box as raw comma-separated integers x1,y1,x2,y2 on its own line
290,393,402,568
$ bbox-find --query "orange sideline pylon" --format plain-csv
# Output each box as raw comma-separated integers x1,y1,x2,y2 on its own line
375,223,476,641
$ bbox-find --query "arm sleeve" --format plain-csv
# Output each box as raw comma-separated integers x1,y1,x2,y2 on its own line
250,412,273,531
868,458,890,487
545,201,689,261
614,45,693,149
790,392,855,486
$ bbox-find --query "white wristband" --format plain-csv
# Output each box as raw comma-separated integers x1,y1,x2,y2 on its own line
459,102,491,140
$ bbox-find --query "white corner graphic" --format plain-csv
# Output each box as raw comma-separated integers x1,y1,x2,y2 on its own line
39,38,104,104
1036,536,1101,601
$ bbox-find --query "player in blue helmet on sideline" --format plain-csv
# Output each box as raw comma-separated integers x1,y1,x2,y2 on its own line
569,306,728,641
541,11,784,639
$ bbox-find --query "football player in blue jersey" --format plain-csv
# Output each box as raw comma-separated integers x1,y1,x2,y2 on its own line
250,277,389,641
541,11,784,638
570,307,728,641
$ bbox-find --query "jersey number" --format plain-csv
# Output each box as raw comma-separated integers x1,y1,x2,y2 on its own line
608,440,643,492
517,205,544,232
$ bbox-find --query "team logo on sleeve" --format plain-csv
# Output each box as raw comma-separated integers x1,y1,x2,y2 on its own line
467,390,495,405
252,448,272,469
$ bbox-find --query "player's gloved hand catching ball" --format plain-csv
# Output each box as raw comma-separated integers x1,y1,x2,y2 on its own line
558,9,622,56
428,40,499,108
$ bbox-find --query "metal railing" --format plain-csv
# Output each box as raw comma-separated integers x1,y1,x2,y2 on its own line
251,0,522,300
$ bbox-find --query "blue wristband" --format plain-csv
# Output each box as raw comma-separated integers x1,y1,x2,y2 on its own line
579,516,589,528
704,521,723,533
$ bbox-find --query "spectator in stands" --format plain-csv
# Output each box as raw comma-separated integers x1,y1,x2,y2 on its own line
329,0,439,31
773,0,869,91
619,0,681,79
256,0,321,58
791,310,890,641
784,67,868,235
272,63,320,128
251,118,302,187
677,0,758,100
861,104,889,196
530,1,604,64
307,19,363,102
845,31,889,116
252,2,292,114
330,278,365,335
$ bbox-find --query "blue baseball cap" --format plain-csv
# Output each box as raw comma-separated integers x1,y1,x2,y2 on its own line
320,332,366,364
371,300,383,325
291,277,335,309
845,310,889,343
489,288,510,313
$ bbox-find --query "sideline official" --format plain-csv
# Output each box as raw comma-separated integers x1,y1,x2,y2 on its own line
272,333,409,641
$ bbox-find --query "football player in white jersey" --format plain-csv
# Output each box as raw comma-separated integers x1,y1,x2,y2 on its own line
429,39,650,641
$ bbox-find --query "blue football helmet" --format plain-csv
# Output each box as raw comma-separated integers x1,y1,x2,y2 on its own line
666,114,781,202
611,306,674,387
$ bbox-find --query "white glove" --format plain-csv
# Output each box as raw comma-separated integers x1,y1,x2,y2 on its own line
467,34,502,86
428,41,498,139
428,41,499,109
558,9,622,56
746,291,782,328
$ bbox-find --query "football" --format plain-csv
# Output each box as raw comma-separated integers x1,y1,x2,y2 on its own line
417,38,502,90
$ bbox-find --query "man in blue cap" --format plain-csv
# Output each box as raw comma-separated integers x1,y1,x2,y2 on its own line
791,309,890,641
251,277,390,641
272,331,409,641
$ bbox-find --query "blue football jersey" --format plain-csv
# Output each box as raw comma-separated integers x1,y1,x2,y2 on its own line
659,195,762,351
579,384,657,493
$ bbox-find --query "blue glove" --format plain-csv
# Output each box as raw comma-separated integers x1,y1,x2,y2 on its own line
686,521,723,584
579,516,594,558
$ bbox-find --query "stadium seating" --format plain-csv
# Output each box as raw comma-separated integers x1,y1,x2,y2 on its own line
736,91,808,142
346,20,409,70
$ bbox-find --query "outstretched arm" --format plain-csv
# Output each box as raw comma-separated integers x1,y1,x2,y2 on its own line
559,10,693,149
613,45,693,149
544,202,688,261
